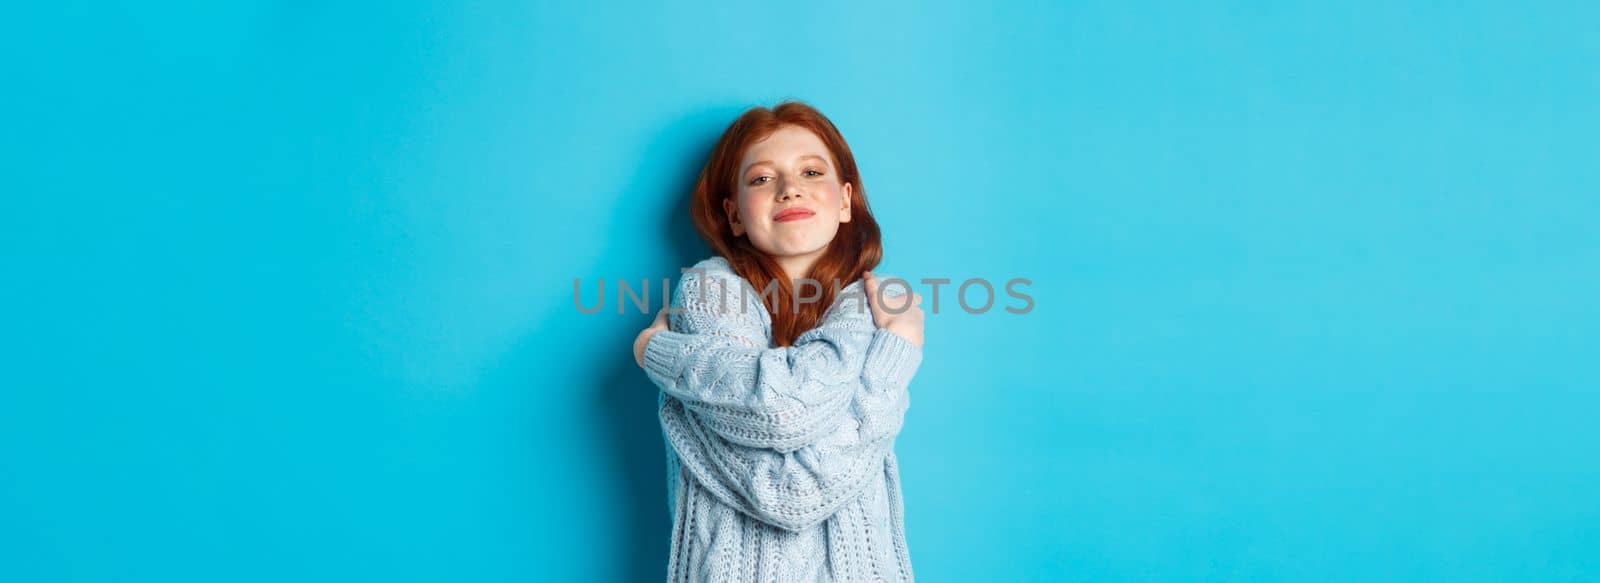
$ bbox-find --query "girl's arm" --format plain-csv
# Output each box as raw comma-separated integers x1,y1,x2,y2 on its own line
641,261,894,452
640,259,925,531
660,326,922,532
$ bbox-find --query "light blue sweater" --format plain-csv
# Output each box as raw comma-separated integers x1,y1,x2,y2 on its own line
642,256,924,582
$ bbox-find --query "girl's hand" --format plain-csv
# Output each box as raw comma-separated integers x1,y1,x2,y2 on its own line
634,307,669,368
863,271,925,348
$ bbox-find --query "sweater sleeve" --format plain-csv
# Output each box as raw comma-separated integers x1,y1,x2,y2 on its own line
644,257,925,531
661,328,923,532
641,261,883,452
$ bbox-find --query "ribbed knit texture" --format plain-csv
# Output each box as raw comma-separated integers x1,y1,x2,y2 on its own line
642,256,923,582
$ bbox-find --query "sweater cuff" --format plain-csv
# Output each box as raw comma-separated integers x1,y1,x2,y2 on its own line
863,328,923,387
642,330,694,387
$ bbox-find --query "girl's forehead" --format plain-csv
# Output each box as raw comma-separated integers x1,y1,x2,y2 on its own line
742,131,831,169
747,127,823,153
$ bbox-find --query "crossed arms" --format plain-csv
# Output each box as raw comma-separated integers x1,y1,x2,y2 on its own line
640,264,923,531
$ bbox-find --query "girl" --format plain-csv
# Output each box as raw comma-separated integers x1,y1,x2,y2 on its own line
633,101,927,582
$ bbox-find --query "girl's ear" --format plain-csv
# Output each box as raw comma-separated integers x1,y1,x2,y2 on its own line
839,182,853,223
723,197,745,236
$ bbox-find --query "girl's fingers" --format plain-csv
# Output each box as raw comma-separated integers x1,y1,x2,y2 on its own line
863,272,894,328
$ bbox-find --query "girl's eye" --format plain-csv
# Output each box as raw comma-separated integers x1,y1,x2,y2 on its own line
805,169,823,177
750,176,770,185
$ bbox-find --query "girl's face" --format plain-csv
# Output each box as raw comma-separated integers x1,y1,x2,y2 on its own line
725,125,853,267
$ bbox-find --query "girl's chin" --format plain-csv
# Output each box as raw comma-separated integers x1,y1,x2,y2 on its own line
755,241,828,258
750,232,825,253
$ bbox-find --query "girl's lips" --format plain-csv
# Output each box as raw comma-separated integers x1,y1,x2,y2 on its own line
773,208,816,222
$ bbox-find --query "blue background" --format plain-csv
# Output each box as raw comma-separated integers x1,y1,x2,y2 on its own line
4,1,1597,581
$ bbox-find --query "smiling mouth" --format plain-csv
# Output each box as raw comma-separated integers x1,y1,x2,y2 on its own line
773,208,816,222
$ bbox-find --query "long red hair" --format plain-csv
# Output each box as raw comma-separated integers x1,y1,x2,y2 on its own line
689,101,884,346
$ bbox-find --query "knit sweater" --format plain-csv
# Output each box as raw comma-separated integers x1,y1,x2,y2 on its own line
641,256,924,582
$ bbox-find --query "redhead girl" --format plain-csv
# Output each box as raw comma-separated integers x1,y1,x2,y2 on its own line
632,101,927,582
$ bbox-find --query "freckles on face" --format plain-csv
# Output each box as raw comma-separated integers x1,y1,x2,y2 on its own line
730,125,852,258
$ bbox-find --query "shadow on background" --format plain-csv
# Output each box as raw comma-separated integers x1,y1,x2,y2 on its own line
585,105,745,582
